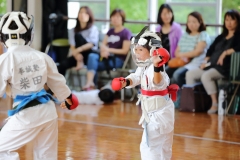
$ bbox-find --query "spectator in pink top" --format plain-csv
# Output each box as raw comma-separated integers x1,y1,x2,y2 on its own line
156,4,182,58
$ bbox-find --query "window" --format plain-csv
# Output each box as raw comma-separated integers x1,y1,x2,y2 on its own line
110,0,149,34
158,0,222,36
166,0,216,2
67,2,80,30
0,0,7,15
67,0,109,33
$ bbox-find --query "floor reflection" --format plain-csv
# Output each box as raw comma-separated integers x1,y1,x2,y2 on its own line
58,104,104,117
0,97,240,159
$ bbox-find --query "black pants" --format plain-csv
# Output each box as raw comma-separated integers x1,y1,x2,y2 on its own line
165,65,177,78
57,56,77,76
57,33,94,76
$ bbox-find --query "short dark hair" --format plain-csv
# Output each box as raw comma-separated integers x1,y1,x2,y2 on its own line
157,4,174,26
74,6,94,33
222,9,240,36
110,8,126,25
186,11,206,34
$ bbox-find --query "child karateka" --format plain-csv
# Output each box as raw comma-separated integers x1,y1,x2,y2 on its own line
0,12,78,159
111,26,179,160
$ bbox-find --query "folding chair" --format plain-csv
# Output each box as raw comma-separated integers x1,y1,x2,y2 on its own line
226,52,240,115
65,67,87,91
116,51,138,102
45,38,69,54
44,38,86,91
44,38,70,63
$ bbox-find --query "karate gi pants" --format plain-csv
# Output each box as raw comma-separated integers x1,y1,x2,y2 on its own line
0,118,58,160
140,124,173,160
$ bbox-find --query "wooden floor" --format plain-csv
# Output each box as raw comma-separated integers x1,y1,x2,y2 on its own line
0,97,240,160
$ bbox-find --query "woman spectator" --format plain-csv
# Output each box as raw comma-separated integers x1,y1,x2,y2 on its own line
186,10,240,114
82,9,132,90
57,6,99,76
167,11,211,87
156,4,182,59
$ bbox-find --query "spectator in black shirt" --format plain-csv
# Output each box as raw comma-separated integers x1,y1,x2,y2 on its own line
186,10,240,114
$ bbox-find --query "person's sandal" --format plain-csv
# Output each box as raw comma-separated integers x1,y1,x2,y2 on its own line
207,103,218,114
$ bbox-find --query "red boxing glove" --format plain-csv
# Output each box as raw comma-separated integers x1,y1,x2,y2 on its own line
111,77,126,91
65,94,79,110
153,48,170,67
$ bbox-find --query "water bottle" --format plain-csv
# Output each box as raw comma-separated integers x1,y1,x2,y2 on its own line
218,89,226,115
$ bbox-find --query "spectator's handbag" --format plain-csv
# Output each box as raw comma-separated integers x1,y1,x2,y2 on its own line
168,34,199,68
168,57,190,68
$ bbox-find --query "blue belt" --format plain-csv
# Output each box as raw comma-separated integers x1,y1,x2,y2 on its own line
8,89,59,116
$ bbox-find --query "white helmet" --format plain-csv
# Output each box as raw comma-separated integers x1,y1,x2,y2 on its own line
0,12,34,48
131,26,162,67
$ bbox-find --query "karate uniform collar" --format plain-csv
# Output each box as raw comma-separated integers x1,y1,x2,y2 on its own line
7,45,31,52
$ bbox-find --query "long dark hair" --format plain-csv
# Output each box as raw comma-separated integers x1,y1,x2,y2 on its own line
157,4,174,26
186,11,206,34
110,8,126,25
74,6,94,33
222,10,240,36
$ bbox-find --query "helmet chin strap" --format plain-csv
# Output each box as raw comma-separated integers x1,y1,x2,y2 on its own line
136,58,153,67
137,58,152,63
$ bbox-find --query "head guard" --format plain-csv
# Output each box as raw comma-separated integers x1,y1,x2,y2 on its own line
130,26,162,67
0,12,34,48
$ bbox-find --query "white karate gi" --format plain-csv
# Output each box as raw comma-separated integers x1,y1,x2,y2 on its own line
0,45,71,160
72,90,104,105
126,64,174,160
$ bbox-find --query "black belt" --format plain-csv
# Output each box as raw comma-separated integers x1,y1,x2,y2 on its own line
13,99,42,110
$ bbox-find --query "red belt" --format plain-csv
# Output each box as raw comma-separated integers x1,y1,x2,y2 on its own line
141,84,179,101
141,89,168,96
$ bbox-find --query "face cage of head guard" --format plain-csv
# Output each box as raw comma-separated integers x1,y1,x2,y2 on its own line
0,12,34,48
131,26,162,67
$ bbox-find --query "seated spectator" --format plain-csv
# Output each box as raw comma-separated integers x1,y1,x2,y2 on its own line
57,6,99,76
82,8,132,90
156,3,182,58
166,11,211,87
186,10,240,114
